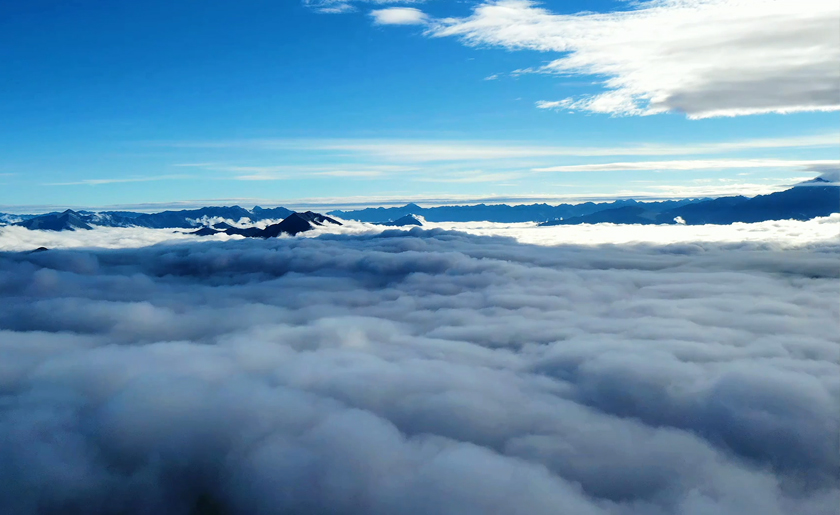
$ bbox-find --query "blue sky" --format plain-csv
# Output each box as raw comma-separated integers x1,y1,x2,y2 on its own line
1,0,837,211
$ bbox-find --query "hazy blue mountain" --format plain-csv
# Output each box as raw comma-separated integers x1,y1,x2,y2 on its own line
331,199,702,223
541,206,661,226
251,206,295,220
656,182,839,225
651,196,750,225
16,210,93,231
126,206,255,228
540,181,839,226
8,180,838,232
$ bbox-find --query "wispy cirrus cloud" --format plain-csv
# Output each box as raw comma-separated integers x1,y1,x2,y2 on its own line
371,0,840,118
534,159,840,173
160,132,840,162
45,174,194,186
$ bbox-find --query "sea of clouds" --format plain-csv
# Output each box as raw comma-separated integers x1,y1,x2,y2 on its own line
1,218,838,514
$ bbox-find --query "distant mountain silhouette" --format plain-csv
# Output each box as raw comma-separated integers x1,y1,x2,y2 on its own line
16,210,93,231
250,206,295,220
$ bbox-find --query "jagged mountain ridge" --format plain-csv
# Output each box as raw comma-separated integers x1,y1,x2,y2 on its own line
4,205,295,231
2,179,837,231
193,211,342,238
329,199,703,223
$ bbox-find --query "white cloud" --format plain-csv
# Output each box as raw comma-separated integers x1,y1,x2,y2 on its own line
426,214,840,246
305,0,425,14
534,159,840,173
371,7,428,25
423,0,840,118
0,223,837,513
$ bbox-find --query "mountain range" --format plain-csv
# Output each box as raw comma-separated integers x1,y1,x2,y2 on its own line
540,178,839,226
7,206,294,232
1,177,837,232
329,199,703,224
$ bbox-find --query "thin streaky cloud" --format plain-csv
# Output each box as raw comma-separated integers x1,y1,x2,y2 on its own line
411,170,526,183
236,170,388,180
46,175,195,186
156,132,840,162
534,159,840,173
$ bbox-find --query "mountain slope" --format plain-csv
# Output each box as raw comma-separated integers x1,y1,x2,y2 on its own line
656,184,839,225
16,210,93,231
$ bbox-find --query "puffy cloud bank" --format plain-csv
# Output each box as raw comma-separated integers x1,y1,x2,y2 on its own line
0,226,838,514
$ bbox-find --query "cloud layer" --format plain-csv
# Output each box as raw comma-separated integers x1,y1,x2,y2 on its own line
375,0,840,118
0,225,838,514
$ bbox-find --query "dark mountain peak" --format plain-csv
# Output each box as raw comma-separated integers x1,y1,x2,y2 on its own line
191,227,222,236
403,203,423,211
257,211,342,238
796,172,839,187
382,214,424,227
